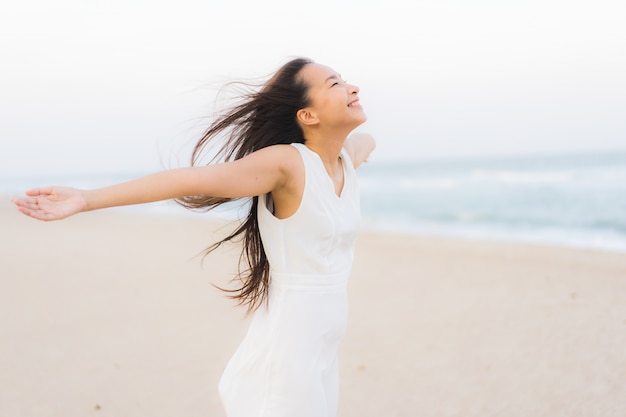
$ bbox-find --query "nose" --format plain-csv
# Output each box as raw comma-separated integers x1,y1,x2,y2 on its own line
347,82,359,95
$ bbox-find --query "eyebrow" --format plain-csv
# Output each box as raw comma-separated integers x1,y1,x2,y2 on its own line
325,74,342,83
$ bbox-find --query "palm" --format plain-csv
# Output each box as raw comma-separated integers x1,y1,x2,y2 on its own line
12,186,86,221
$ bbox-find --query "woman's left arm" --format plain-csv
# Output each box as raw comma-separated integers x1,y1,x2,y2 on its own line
344,133,376,168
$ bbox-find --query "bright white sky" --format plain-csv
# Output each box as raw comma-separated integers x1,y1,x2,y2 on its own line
1,0,625,176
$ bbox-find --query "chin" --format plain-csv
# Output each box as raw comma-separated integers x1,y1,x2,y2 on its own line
354,113,367,127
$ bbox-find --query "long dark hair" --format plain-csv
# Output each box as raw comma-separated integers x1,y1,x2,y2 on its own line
176,57,313,312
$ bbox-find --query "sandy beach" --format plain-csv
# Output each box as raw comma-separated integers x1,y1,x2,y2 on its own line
1,196,625,417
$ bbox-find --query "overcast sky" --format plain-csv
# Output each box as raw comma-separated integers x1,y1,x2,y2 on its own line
1,0,625,176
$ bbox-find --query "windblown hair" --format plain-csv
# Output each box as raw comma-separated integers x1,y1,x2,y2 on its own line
176,57,313,312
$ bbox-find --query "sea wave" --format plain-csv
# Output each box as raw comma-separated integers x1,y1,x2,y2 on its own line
358,149,626,253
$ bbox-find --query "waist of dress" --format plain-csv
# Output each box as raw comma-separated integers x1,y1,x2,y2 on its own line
269,271,348,291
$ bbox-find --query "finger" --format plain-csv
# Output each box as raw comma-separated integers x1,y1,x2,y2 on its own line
12,197,28,208
12,197,40,210
25,186,54,197
20,200,59,220
15,205,44,220
25,210,53,221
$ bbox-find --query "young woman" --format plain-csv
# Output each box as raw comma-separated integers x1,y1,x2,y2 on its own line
12,57,375,417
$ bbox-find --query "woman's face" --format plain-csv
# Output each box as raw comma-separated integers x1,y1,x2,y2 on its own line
298,63,367,131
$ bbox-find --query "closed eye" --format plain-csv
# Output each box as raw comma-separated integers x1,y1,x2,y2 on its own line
327,74,345,88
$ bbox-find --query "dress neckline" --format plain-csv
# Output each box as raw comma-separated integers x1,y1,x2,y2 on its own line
299,144,346,199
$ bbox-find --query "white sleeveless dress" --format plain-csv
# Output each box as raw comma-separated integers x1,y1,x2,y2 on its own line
218,143,360,417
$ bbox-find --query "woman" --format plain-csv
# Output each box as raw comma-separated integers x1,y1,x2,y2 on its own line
13,57,375,417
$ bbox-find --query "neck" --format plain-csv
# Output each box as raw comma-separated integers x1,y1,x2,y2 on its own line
302,128,349,165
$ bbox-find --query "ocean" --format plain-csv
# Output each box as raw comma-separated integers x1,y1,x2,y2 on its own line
3,149,626,253
358,149,626,253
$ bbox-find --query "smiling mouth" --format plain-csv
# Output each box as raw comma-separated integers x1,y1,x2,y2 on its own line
348,100,361,107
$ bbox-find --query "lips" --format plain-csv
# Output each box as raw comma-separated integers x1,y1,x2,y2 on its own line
348,99,361,107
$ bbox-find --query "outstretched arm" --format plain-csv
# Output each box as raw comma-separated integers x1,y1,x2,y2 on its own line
344,132,376,168
13,145,299,221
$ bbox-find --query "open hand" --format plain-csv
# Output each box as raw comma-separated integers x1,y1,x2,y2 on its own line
12,186,87,221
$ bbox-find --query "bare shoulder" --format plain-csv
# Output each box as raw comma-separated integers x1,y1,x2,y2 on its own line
249,144,304,191
343,133,376,169
253,144,302,173
255,144,304,216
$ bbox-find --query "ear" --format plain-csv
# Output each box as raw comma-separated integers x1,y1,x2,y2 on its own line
296,108,319,126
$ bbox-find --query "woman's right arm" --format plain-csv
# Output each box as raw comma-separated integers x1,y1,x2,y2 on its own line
12,144,301,221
